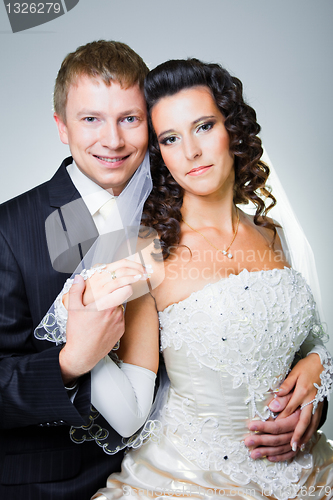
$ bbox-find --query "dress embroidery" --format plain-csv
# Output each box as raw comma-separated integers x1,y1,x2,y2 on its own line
157,268,329,499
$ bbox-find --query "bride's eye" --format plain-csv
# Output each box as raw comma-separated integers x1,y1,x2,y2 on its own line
160,135,178,146
197,121,214,133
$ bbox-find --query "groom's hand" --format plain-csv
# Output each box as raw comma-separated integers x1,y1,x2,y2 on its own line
59,275,127,386
244,403,300,462
244,395,323,461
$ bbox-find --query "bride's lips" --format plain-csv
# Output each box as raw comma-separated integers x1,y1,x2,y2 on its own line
93,154,130,168
187,165,213,176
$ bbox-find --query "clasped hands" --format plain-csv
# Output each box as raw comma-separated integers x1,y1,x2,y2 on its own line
245,354,323,461
62,259,151,311
59,259,150,386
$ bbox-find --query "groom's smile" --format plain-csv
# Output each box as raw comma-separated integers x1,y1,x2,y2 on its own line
54,75,148,195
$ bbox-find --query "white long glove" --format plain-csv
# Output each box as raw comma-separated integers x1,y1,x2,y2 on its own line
91,356,156,437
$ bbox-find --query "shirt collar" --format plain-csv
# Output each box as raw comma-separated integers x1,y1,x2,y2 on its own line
67,161,115,216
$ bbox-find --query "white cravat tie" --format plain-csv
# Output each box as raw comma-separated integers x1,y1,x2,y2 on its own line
98,198,116,221
96,197,123,235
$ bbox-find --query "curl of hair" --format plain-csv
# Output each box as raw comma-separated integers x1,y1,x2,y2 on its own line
142,59,278,260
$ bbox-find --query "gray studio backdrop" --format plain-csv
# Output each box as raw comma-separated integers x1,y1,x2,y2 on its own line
0,0,332,438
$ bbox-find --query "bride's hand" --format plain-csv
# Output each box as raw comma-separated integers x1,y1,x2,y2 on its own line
59,275,126,384
269,353,323,451
63,260,150,311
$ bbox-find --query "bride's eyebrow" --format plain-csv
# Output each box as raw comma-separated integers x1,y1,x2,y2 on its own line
157,129,175,141
193,115,216,125
157,115,216,141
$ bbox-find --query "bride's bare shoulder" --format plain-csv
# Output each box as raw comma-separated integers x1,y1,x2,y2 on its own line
239,209,284,251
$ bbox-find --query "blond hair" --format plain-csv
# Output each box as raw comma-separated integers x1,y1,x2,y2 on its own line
54,40,149,122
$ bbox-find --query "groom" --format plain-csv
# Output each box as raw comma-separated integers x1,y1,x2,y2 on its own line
0,40,150,500
0,40,325,499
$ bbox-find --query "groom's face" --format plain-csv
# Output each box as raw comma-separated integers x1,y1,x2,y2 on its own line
54,75,148,195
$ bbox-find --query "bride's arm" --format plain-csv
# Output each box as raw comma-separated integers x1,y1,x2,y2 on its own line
39,260,159,437
244,224,331,459
68,277,159,437
269,335,332,450
272,225,332,442
245,336,332,461
91,292,160,437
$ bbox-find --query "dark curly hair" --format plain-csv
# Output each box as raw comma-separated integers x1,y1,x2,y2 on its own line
142,58,277,259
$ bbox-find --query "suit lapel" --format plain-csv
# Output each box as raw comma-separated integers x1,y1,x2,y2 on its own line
48,157,82,208
46,157,99,273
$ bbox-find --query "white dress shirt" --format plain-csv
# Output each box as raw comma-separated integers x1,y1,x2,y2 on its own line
67,161,123,235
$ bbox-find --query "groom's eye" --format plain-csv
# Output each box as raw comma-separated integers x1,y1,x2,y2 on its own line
123,116,137,123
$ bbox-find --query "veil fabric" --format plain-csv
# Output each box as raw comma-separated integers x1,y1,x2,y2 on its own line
261,150,324,322
34,151,152,344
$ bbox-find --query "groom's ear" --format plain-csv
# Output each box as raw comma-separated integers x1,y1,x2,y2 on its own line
54,113,69,145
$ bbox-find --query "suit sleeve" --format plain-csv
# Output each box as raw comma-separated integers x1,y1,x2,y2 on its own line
0,228,91,430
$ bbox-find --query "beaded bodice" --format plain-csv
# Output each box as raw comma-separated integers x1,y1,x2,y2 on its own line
157,267,319,499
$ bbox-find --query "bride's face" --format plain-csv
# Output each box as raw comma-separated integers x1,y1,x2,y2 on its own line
151,86,235,198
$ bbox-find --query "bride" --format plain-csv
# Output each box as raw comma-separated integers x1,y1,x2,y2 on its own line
63,59,333,498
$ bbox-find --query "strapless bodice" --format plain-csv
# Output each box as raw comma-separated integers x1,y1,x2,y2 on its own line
156,268,318,490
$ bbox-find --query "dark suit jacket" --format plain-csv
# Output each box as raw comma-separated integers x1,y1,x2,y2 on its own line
0,158,124,500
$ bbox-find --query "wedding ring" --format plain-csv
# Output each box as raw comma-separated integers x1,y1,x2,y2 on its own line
120,304,125,313
101,268,117,280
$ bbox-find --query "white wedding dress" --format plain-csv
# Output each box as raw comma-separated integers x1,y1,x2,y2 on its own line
93,268,333,500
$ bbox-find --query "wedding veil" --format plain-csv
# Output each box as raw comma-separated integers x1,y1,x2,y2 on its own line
34,151,154,344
